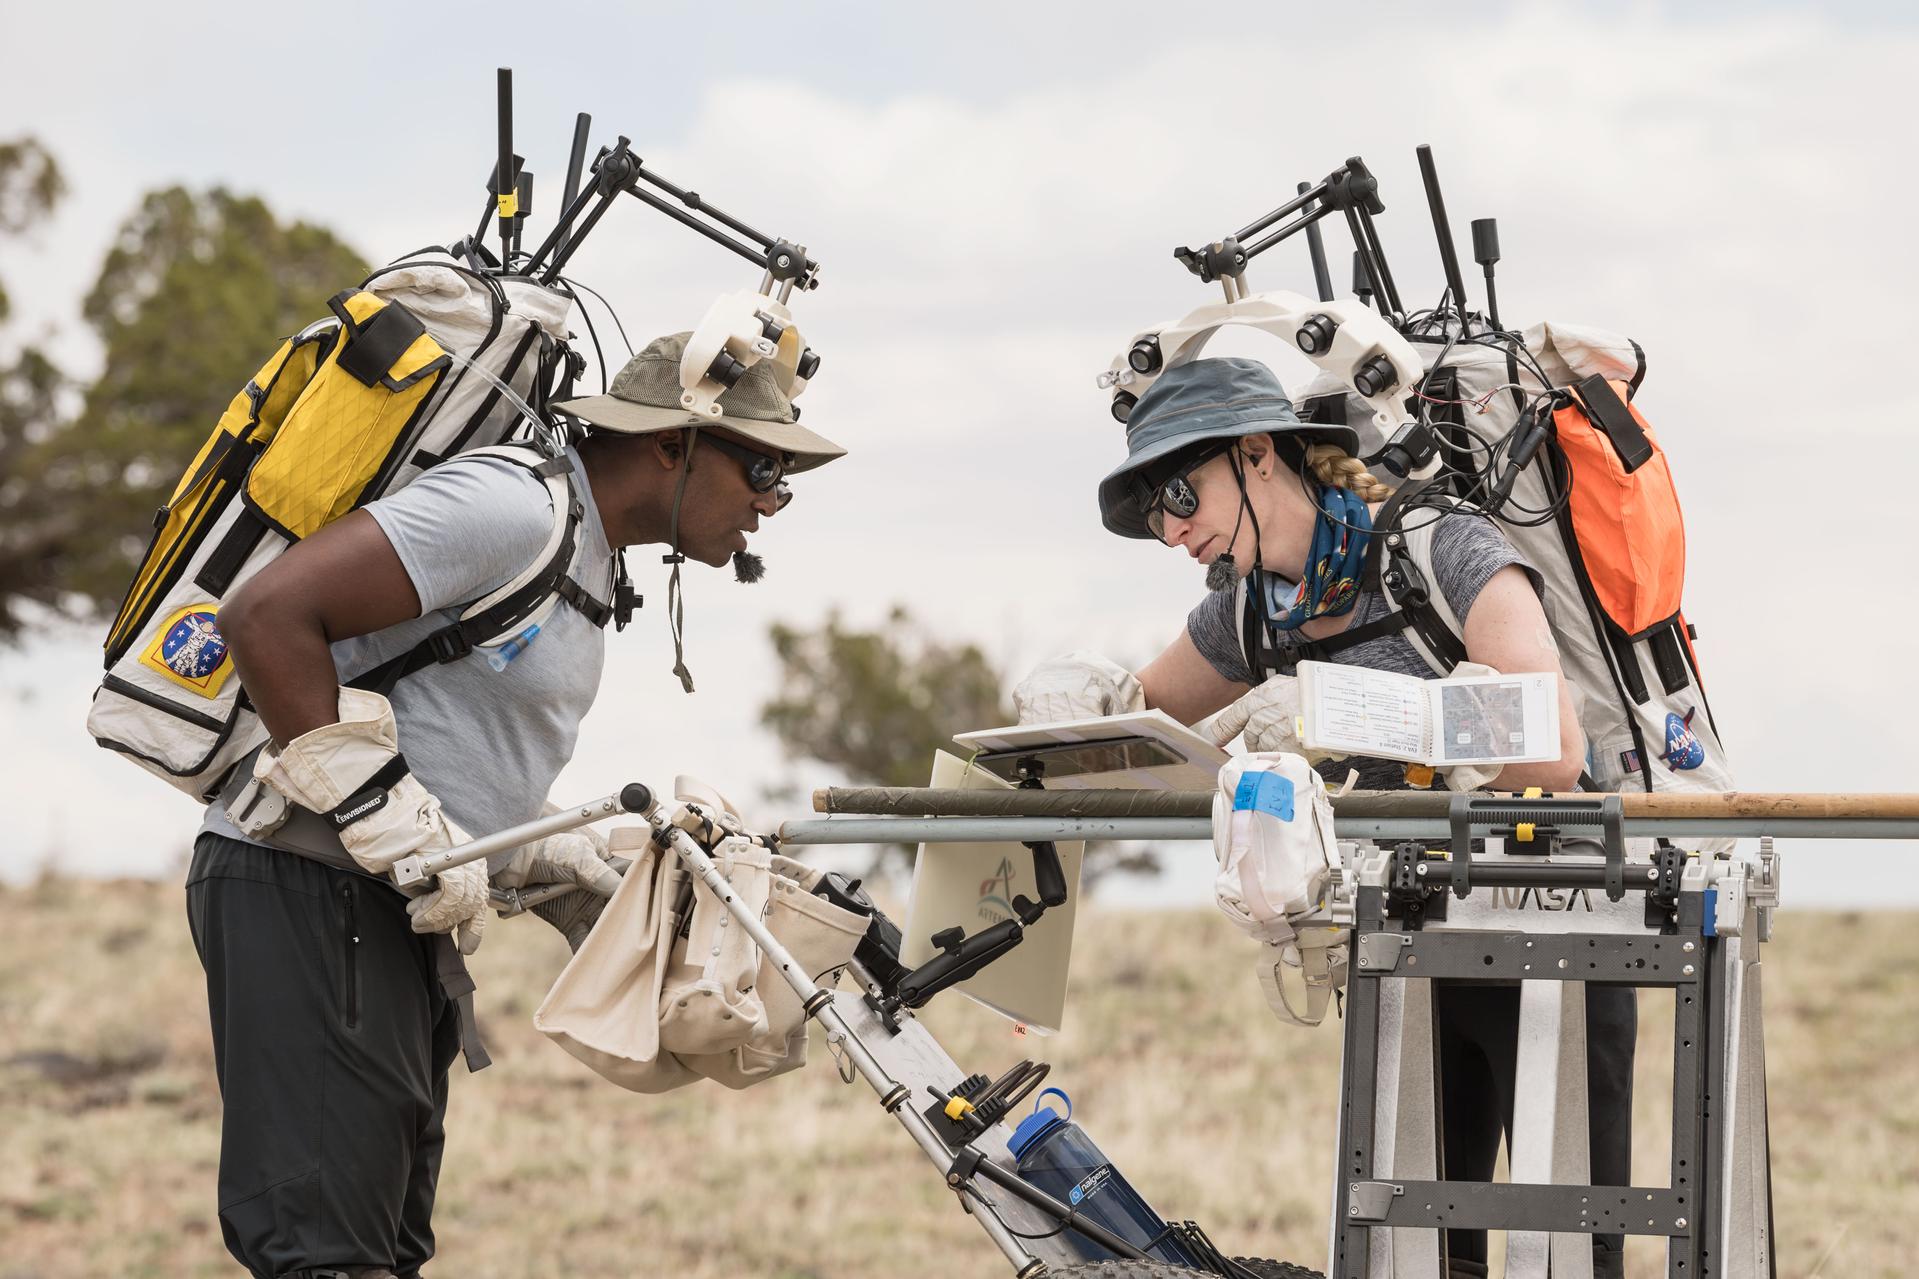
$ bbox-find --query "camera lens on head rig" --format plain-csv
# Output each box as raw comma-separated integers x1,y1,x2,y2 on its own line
1352,354,1398,399
1127,335,1163,376
1296,314,1338,357
1111,390,1138,424
708,351,749,389
796,347,821,380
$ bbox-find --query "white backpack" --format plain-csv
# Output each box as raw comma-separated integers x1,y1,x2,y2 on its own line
88,254,598,800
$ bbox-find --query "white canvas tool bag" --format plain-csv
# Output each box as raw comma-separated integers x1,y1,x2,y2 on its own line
1212,753,1347,1027
534,828,864,1093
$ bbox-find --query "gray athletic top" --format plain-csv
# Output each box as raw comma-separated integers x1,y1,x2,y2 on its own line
1186,510,1539,792
202,447,614,846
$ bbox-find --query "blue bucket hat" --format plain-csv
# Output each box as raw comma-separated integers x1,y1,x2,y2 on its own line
1096,357,1362,540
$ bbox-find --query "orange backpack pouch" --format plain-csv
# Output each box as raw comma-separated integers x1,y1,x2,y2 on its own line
1553,378,1687,639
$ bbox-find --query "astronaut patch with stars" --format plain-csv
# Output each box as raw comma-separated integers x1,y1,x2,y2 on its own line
139,604,236,698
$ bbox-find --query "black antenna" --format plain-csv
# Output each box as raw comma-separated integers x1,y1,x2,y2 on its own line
1472,217,1502,331
1300,181,1335,302
1415,143,1469,320
495,69,517,265
560,114,592,219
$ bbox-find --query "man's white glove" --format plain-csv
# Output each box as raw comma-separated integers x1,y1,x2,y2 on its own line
256,686,486,953
491,827,624,897
1012,651,1145,724
1208,675,1345,764
406,858,488,955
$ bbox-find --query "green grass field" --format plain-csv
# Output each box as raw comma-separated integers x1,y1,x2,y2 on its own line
2,875,1912,1277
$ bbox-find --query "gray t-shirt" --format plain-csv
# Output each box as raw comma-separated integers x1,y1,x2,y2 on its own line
1187,510,1538,792
202,448,613,844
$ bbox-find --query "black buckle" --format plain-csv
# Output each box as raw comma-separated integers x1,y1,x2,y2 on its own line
426,627,473,663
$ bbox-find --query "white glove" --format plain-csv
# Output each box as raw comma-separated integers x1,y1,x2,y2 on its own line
1208,675,1346,764
257,687,460,874
1012,651,1145,724
491,826,624,897
257,686,485,953
407,856,488,955
1441,662,1505,793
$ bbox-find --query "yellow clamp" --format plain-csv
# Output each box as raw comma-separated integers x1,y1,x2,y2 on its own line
1524,786,1543,799
1515,822,1536,842
944,1096,976,1121
496,191,519,218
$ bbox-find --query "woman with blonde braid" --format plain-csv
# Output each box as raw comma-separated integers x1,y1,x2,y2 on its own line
1011,356,1628,1279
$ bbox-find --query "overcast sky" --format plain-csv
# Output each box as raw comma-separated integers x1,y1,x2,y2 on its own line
3,1,1915,905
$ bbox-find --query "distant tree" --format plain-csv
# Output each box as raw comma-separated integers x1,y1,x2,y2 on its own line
0,184,365,638
760,606,1158,881
0,138,72,638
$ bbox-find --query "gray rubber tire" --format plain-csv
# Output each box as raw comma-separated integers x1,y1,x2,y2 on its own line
1049,1258,1323,1279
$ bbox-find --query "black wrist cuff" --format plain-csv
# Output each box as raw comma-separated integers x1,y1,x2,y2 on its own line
327,753,412,830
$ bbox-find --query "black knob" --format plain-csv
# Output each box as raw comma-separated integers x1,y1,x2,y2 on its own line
1111,390,1138,424
619,782,654,815
707,350,748,388
796,347,821,380
1353,353,1398,398
757,311,788,342
1472,218,1501,267
1296,313,1338,356
1127,335,1163,375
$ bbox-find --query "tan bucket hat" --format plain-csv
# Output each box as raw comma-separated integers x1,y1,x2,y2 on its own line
555,332,846,473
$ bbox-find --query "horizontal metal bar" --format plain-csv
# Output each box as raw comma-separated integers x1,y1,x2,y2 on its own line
1355,930,1700,985
813,786,1919,823
777,815,1919,845
1350,1180,1689,1236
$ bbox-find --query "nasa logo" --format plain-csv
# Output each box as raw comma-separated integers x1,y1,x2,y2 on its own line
140,605,236,698
978,857,1018,922
1659,708,1705,771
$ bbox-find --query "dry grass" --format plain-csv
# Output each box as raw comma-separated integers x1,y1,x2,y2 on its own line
1,876,1912,1278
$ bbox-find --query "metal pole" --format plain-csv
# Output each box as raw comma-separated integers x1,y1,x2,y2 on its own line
1302,181,1336,302
392,783,654,887
778,815,1919,846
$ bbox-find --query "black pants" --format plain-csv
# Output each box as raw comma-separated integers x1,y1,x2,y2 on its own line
1437,982,1636,1279
186,833,461,1278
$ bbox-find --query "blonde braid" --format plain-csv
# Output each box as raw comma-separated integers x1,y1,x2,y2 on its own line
1304,443,1395,502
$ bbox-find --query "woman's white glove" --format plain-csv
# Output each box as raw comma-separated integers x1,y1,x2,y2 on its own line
1440,662,1506,792
1208,675,1345,763
1012,651,1145,724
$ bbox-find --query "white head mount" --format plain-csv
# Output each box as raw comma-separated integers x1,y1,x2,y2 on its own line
1098,290,1423,434
680,240,821,418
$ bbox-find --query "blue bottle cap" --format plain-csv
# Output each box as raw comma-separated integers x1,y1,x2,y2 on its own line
1007,1087,1072,1159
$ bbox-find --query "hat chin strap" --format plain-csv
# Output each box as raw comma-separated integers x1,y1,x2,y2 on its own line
1206,448,1263,592
664,427,699,694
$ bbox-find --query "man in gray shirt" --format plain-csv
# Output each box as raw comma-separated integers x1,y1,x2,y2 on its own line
189,333,843,1279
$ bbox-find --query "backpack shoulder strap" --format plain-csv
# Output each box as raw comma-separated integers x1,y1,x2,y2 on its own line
347,445,615,695
1374,491,1469,678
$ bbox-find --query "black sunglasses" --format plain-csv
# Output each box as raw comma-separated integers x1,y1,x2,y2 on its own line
702,434,793,507
1133,440,1231,541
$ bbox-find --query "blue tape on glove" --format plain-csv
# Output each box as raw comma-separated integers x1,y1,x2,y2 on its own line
1233,770,1296,822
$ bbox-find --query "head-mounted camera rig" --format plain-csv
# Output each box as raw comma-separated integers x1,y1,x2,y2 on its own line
454,69,825,414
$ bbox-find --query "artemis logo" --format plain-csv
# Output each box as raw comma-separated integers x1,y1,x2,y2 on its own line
1489,886,1593,912
331,793,388,828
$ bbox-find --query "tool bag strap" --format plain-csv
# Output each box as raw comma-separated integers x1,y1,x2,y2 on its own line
347,447,603,697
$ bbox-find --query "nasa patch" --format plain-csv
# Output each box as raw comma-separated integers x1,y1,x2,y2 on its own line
139,605,236,698
1659,708,1705,771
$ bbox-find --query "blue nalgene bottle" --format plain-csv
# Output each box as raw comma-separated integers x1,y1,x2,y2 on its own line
1005,1088,1201,1267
